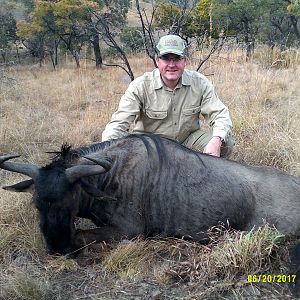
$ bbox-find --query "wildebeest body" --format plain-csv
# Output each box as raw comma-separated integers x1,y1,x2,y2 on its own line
1,134,300,252
85,136,300,240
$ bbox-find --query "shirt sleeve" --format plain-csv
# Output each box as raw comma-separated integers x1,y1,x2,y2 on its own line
200,77,233,141
101,81,142,142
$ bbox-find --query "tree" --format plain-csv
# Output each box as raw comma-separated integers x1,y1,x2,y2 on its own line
91,10,134,80
135,0,157,67
288,0,300,16
88,0,131,69
17,0,131,70
211,0,272,59
0,8,17,63
120,26,145,53
152,0,225,70
201,0,300,55
17,0,101,68
154,0,201,39
255,1,294,48
286,0,300,42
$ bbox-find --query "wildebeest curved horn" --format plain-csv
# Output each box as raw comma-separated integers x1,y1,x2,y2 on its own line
0,154,39,180
66,165,108,183
82,156,112,171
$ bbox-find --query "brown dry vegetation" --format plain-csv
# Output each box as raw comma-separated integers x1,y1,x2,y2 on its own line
0,48,300,299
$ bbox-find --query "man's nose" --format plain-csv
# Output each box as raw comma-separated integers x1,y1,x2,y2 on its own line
167,59,176,65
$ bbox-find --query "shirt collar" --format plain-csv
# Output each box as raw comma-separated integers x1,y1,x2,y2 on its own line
153,69,191,90
181,70,192,86
153,69,164,90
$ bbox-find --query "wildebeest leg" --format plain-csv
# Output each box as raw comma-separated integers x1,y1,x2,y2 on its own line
289,241,300,297
74,226,124,248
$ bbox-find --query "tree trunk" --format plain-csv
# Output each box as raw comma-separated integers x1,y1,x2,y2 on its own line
290,15,300,42
92,34,103,68
50,52,56,70
73,50,80,68
209,3,213,46
1,50,6,63
15,43,21,63
54,40,59,66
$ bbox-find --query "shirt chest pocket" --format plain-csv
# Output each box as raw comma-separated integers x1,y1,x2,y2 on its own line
145,109,168,120
182,105,201,116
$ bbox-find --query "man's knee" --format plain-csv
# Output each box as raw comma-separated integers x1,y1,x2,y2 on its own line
220,136,235,158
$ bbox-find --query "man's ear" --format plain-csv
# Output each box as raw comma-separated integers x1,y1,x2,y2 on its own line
3,179,34,193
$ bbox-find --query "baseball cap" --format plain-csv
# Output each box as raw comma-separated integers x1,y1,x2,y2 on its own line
156,35,187,57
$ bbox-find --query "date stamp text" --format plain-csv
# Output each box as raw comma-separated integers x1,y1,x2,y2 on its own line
247,274,296,283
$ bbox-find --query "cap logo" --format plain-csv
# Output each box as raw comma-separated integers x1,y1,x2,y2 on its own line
165,39,178,47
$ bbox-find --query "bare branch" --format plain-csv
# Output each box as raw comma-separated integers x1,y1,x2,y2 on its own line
90,9,135,81
135,0,157,67
196,37,225,72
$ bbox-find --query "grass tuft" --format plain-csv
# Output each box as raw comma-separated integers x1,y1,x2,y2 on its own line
1,268,54,300
103,238,167,279
163,225,285,287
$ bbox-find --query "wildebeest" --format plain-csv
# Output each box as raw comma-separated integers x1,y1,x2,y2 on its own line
1,135,300,267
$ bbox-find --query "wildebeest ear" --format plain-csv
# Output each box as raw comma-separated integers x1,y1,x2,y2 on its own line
80,179,117,201
3,179,34,193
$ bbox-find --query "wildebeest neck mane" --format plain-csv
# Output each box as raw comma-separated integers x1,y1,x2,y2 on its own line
53,134,183,167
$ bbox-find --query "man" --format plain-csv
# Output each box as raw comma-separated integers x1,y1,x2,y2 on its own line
102,35,234,157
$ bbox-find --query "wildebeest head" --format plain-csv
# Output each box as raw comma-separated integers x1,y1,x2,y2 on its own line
0,151,111,255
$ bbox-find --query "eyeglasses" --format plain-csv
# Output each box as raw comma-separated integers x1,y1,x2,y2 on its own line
159,55,185,63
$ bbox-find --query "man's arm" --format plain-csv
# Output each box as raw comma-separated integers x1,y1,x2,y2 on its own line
200,77,232,157
102,82,142,142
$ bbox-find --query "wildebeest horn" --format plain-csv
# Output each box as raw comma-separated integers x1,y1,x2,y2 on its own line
82,156,112,171
0,154,39,180
66,165,108,183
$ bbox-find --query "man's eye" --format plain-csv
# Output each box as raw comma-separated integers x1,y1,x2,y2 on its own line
161,57,182,62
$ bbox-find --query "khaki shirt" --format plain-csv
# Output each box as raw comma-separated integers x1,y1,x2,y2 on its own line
102,69,232,143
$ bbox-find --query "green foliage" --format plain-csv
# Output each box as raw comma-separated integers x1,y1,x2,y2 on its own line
0,3,17,62
191,0,300,53
120,26,145,53
0,11,17,49
17,0,99,38
16,0,130,66
154,2,199,38
11,0,35,13
288,0,300,16
102,46,119,61
154,2,181,30
212,0,270,36
16,0,102,65
191,0,216,38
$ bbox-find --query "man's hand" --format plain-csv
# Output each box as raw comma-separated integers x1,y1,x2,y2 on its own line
203,136,222,157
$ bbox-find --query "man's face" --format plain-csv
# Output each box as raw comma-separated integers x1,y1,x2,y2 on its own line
156,53,187,88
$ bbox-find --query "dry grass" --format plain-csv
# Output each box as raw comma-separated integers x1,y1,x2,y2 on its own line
163,225,284,283
103,238,166,279
99,225,289,298
0,46,299,299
